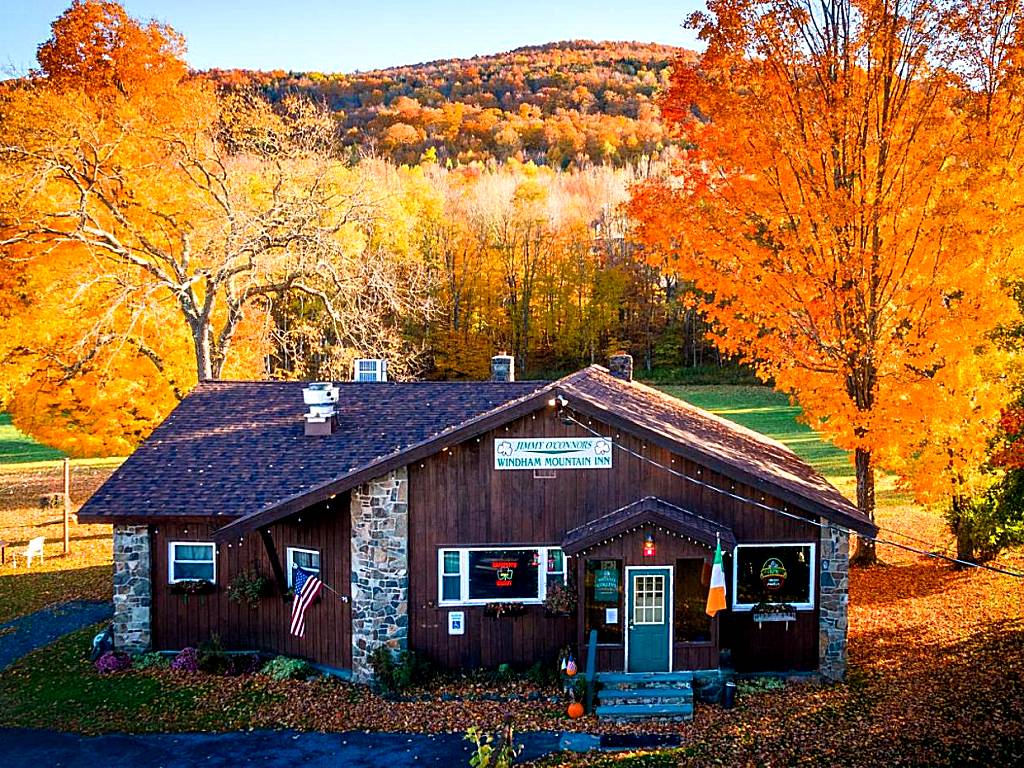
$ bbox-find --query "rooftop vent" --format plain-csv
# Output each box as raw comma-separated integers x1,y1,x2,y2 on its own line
353,358,388,382
303,382,339,436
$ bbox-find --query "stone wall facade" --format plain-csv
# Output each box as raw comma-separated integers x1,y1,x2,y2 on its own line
818,521,850,681
350,467,409,682
112,524,152,652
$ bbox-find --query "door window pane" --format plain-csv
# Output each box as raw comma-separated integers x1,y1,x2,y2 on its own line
633,574,665,625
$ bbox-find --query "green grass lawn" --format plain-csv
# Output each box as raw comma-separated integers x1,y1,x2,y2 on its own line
658,385,853,480
0,413,65,465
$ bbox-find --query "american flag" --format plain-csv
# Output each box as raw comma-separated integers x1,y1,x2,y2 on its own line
290,567,323,638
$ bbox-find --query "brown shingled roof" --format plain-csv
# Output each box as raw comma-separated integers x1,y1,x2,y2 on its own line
78,366,874,539
77,379,549,523
559,367,872,535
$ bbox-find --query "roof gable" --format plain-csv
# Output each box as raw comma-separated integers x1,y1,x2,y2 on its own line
562,496,737,555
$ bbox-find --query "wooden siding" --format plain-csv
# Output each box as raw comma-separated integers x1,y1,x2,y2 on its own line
151,495,351,669
407,405,821,672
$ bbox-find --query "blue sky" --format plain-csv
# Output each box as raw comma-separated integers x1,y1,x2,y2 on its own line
0,1,705,77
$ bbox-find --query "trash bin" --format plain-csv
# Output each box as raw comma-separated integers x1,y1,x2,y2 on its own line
722,681,737,709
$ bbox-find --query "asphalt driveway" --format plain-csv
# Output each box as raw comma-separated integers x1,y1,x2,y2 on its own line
0,729,563,767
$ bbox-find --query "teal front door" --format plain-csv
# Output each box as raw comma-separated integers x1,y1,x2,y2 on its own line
626,567,672,673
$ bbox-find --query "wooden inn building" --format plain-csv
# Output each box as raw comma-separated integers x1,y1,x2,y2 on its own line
79,354,875,687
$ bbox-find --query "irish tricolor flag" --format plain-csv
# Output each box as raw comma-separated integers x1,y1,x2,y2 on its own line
705,536,727,616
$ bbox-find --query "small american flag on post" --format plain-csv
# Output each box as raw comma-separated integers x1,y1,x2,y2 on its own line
289,568,323,638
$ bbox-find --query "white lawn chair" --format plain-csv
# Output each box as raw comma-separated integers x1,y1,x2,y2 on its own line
15,536,45,568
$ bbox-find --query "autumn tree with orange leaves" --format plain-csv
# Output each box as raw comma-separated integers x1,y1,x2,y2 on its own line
631,0,1024,564
0,1,371,453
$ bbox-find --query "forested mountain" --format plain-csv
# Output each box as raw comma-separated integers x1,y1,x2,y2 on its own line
206,41,691,168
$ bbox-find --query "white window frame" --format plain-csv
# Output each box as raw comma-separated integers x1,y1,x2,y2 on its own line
353,358,388,382
731,542,816,611
168,541,217,584
437,546,566,606
286,547,322,588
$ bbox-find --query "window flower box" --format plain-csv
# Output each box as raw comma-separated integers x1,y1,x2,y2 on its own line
751,602,797,628
169,579,217,604
484,602,527,618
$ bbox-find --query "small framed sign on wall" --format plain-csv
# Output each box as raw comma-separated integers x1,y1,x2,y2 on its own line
448,611,465,635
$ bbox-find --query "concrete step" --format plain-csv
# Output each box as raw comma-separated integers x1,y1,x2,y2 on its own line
597,686,694,703
597,671,694,689
594,702,694,721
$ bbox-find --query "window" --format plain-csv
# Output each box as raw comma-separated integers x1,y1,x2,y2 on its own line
674,559,713,642
546,549,566,587
353,358,388,382
437,547,565,605
632,574,665,624
733,543,815,610
584,559,623,645
168,542,216,583
286,547,321,588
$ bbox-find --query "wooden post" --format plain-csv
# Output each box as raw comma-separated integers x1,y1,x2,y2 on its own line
63,457,71,555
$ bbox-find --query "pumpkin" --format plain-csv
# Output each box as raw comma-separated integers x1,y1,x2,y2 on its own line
567,701,584,719
565,659,577,676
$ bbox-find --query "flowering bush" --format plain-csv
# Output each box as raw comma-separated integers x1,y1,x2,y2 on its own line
544,582,577,614
170,647,201,672
94,650,132,674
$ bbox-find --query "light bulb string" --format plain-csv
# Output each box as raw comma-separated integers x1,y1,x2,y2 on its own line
559,409,1024,579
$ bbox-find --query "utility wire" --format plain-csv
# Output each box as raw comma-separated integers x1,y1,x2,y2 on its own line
560,409,1024,579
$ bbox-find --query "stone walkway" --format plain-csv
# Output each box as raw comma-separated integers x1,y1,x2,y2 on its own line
0,600,111,670
0,729,563,767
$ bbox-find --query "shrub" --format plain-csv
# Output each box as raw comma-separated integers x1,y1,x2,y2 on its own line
525,660,559,688
133,652,170,671
94,650,132,674
229,652,263,676
370,647,433,692
198,634,232,674
261,655,316,681
171,647,201,672
465,717,522,768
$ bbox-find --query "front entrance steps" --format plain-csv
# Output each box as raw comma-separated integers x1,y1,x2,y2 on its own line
593,671,694,721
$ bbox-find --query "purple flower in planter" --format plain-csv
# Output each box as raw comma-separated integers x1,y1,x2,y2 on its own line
94,650,132,674
171,647,201,672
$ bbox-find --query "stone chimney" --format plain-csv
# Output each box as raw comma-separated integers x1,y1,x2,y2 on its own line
608,354,633,382
491,354,515,382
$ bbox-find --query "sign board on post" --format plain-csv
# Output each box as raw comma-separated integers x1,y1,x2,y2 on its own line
494,438,613,470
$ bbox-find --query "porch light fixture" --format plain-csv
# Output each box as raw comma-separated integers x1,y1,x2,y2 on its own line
643,532,656,558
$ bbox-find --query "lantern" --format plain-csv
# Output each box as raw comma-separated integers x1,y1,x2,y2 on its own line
643,532,656,558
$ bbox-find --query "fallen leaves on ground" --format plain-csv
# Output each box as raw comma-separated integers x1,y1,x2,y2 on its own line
0,466,115,623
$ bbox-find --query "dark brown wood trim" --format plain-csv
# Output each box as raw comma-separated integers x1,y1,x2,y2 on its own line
259,528,289,594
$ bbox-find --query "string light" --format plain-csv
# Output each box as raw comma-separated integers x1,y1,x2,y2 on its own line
559,409,1024,579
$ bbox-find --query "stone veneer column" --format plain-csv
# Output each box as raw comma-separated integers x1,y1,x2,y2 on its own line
350,467,409,682
112,524,152,652
818,520,850,681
